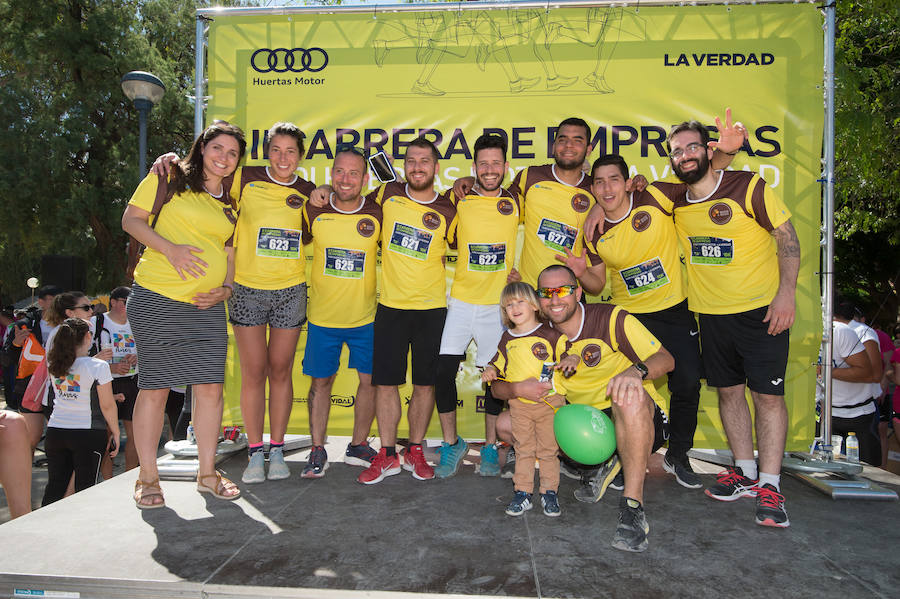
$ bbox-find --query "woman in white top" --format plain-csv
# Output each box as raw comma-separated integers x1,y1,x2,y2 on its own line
41,318,119,505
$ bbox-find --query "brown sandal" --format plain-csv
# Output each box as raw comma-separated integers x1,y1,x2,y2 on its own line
134,478,165,510
197,471,241,500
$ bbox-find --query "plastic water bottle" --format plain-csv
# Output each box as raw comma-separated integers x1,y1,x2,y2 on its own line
845,432,859,463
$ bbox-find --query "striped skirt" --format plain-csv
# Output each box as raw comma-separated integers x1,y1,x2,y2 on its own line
126,284,227,389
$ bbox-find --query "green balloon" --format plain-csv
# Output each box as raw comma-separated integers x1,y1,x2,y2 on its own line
553,404,616,465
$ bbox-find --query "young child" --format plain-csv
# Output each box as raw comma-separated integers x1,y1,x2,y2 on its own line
483,282,577,517
42,318,120,506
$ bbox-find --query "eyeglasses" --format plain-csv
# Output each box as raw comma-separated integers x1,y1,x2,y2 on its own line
669,142,705,160
73,304,93,312
537,285,577,299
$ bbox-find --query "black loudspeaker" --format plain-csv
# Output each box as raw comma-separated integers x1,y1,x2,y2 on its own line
41,255,87,292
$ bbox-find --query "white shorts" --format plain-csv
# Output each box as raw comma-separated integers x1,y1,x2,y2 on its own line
438,296,505,367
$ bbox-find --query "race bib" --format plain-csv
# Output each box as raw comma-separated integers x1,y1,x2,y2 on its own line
468,243,506,272
256,227,301,259
620,258,670,296
536,218,577,252
689,236,734,265
388,222,432,260
324,247,366,279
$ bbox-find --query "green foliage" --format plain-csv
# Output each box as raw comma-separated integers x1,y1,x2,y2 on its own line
0,0,205,303
833,0,900,322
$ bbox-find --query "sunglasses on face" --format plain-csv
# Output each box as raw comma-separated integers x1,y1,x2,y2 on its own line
73,304,93,312
537,285,577,299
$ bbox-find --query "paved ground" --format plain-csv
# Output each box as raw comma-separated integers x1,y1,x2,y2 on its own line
1,433,899,599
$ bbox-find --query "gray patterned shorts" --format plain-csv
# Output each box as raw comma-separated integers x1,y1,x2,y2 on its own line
228,282,307,329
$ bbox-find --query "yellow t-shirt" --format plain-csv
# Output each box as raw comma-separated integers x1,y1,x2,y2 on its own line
374,182,456,310
303,196,383,328
488,323,562,404
553,303,665,411
447,189,520,305
658,170,791,315
584,188,686,314
511,164,594,288
232,166,315,290
129,173,237,304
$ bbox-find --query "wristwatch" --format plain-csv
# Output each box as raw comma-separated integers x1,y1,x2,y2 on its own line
634,362,649,380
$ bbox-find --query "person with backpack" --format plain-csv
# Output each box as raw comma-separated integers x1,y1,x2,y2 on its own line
97,286,140,476
122,122,246,509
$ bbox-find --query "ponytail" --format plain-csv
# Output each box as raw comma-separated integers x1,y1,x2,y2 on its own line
45,292,87,327
48,318,90,378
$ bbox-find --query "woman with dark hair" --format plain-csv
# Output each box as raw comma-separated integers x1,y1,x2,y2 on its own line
122,121,246,509
151,122,330,483
42,318,119,505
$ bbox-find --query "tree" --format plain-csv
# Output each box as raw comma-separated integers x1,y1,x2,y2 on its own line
0,0,215,304
833,0,900,326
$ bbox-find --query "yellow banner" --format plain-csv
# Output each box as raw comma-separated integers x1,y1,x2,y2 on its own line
208,3,824,450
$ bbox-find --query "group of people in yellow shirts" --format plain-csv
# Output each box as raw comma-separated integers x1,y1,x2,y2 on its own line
123,109,798,554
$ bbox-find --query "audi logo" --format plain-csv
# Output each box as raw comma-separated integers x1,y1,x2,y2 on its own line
250,47,329,73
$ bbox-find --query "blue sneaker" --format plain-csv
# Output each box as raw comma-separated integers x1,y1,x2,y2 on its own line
241,450,265,484
477,443,500,477
267,446,290,480
541,490,561,517
435,436,468,479
505,490,533,516
345,441,377,467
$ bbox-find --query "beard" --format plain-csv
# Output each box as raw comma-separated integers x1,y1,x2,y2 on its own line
407,173,435,192
553,150,588,172
671,152,710,184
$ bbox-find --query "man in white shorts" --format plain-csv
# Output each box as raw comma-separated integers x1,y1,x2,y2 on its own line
434,133,520,478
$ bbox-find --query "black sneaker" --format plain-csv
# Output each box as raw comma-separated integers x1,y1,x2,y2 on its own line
574,454,620,503
609,470,624,491
500,446,516,479
559,456,583,480
755,483,790,528
301,445,329,479
612,496,649,553
663,454,702,489
705,467,758,502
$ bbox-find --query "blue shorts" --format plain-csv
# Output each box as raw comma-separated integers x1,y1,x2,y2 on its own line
302,322,374,379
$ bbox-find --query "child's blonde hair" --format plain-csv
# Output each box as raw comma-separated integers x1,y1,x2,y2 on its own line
499,282,542,329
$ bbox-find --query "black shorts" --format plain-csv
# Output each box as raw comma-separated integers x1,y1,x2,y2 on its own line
372,304,446,386
878,394,893,422
699,306,789,396
603,403,669,454
112,375,139,421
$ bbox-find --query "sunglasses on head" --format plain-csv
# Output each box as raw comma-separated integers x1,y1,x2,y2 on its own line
536,285,577,299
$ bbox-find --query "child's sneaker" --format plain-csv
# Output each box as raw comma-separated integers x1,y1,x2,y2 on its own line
505,490,533,516
541,490,561,517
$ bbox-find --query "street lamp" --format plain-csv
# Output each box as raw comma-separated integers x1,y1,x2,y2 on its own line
121,71,166,177
26,277,38,307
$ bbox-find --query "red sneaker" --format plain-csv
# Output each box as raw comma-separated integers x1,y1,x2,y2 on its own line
403,444,435,480
357,448,401,485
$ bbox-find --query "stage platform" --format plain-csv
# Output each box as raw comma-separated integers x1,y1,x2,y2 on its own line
1,439,898,599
